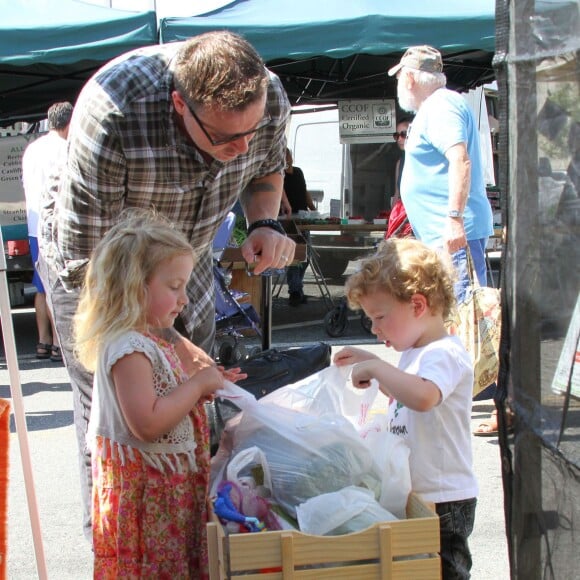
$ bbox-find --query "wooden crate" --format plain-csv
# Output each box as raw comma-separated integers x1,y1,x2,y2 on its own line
207,493,440,579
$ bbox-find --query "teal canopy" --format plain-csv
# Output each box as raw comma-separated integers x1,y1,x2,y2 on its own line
0,0,157,126
160,0,496,104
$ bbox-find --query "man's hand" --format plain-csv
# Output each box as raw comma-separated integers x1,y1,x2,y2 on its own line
444,217,468,254
241,228,296,275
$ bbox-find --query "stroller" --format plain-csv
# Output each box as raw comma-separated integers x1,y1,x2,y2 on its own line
323,296,373,337
213,212,262,365
214,263,262,364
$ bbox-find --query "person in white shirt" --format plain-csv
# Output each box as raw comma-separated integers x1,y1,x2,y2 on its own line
22,101,73,361
334,237,478,580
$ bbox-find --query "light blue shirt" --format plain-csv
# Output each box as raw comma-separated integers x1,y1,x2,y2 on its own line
401,88,493,246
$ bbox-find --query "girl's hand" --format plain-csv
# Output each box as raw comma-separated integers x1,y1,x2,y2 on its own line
193,365,225,398
218,366,248,383
174,335,214,376
333,346,378,367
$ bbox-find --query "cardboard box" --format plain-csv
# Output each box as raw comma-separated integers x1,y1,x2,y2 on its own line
207,492,440,579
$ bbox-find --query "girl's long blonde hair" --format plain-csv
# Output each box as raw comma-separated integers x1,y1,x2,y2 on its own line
74,209,196,372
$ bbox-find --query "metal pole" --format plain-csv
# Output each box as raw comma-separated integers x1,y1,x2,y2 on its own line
0,229,47,579
260,275,272,351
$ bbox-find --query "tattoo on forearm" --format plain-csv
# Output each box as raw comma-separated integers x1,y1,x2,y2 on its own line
246,182,276,195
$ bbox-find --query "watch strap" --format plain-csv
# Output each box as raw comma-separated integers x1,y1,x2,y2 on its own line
246,218,286,236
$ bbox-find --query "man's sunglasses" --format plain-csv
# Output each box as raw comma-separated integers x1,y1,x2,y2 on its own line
393,131,408,141
187,102,272,146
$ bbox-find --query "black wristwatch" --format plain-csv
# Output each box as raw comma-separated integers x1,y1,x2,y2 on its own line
246,218,286,237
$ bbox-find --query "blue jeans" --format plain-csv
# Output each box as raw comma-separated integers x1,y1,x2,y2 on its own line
436,498,477,579
286,262,308,294
451,239,488,304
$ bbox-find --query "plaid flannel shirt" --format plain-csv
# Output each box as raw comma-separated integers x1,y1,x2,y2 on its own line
42,43,290,336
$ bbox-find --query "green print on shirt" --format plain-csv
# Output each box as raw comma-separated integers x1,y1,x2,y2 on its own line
393,401,405,418
389,401,408,436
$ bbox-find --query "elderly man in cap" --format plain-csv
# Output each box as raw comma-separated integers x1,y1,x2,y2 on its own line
388,45,493,301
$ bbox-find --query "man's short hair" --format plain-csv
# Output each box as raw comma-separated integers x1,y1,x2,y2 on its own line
173,31,269,111
47,102,73,131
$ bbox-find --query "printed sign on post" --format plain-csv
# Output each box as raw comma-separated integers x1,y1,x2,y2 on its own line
0,134,38,241
338,100,396,144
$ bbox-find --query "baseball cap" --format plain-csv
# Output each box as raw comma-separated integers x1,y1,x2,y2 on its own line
388,45,443,76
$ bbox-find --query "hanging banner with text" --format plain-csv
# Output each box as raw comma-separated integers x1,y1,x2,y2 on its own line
0,135,36,238
338,99,397,144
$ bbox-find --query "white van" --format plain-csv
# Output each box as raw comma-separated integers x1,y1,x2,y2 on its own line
286,90,497,278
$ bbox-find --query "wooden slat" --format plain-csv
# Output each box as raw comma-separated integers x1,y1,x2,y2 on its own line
295,563,389,579
229,559,440,580
281,532,294,580
392,557,441,579
379,525,393,579
207,522,221,580
231,573,281,580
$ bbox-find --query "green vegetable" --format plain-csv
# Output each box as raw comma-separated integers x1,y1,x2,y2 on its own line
231,216,248,247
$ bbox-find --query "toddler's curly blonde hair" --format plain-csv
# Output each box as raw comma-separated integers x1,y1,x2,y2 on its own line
345,238,456,319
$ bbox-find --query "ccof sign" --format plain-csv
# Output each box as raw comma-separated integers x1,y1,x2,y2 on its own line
338,99,396,144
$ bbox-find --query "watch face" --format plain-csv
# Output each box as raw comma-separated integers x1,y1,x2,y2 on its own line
448,210,463,218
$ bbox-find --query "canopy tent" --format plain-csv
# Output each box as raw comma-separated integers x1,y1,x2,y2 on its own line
0,0,157,126
160,0,496,105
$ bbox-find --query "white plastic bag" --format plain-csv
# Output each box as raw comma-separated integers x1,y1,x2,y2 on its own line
213,377,411,520
296,486,397,536
261,364,379,431
364,422,412,518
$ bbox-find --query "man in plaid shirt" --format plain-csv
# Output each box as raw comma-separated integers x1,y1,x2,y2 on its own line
39,31,294,540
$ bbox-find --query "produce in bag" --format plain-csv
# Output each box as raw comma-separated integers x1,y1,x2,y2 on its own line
256,365,411,517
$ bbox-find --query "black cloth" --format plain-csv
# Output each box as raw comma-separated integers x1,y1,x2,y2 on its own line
284,166,309,212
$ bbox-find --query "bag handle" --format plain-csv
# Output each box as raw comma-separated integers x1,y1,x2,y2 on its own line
464,246,480,289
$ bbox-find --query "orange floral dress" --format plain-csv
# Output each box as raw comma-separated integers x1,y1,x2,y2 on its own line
92,334,211,579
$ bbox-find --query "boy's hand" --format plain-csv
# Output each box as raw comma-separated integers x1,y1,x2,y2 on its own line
333,346,378,366
351,361,377,389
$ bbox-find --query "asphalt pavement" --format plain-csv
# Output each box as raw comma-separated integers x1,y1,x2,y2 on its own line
2,266,510,579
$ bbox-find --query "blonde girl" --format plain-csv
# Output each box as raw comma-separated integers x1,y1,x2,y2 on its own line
334,237,478,580
75,210,238,579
